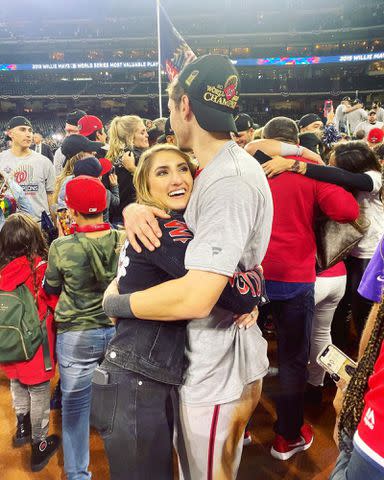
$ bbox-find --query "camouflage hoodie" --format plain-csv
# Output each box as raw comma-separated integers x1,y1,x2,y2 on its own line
44,230,124,333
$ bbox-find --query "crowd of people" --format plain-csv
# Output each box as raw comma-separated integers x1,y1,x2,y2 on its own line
0,53,383,480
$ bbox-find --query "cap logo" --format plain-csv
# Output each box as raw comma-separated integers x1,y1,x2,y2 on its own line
185,70,199,87
203,82,239,110
89,207,97,213
223,75,239,101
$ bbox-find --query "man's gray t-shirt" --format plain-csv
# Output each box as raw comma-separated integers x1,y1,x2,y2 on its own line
179,141,273,406
0,149,55,220
347,108,367,134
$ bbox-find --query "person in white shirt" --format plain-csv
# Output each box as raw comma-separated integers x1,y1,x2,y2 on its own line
0,116,55,222
354,110,384,137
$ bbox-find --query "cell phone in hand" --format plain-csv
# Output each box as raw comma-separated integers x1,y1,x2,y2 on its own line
110,166,115,175
57,207,72,236
317,344,357,383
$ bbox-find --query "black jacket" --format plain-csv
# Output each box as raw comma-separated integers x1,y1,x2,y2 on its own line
110,147,144,224
31,143,54,162
106,213,266,385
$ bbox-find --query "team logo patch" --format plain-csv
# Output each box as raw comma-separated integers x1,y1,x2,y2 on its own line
203,79,239,110
223,75,239,101
39,440,47,452
364,407,375,430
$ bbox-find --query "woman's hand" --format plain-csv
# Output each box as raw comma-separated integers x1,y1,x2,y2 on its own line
109,172,118,187
233,306,259,329
262,156,295,178
123,204,170,253
121,151,136,173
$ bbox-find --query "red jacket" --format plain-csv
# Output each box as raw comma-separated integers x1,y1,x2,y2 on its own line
0,256,58,385
356,341,384,466
262,156,359,283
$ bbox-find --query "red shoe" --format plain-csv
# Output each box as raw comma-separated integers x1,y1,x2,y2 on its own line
243,430,252,446
270,424,314,460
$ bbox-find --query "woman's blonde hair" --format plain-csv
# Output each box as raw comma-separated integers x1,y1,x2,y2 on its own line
106,115,144,163
133,144,196,211
53,151,88,203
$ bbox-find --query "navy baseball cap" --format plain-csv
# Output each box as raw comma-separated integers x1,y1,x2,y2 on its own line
178,54,240,133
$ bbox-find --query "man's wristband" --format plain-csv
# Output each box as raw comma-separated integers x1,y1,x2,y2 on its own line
103,293,134,319
280,143,304,157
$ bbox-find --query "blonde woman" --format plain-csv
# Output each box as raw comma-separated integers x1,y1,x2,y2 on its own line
106,115,149,224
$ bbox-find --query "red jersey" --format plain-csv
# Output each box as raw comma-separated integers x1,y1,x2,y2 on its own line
354,341,384,470
262,156,359,283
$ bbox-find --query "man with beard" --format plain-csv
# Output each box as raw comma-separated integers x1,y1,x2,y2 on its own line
355,110,384,137
298,113,324,155
232,113,257,148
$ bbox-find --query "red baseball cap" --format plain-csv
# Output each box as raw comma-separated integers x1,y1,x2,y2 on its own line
78,115,104,137
99,158,113,176
65,176,106,214
367,128,384,144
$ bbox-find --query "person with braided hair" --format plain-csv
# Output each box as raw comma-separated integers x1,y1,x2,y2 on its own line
330,236,384,479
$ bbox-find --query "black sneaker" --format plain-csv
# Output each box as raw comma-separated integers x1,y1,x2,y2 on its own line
31,435,61,472
13,413,31,447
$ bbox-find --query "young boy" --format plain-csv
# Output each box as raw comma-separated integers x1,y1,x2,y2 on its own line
43,176,123,480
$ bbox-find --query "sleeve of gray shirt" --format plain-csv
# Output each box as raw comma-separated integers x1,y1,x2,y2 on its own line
44,157,56,193
184,177,262,277
53,148,65,177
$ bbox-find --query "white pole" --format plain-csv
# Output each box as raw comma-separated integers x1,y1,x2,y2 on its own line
156,0,163,117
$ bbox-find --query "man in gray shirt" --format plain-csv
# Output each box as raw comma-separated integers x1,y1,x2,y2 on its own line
0,116,55,221
355,110,384,137
346,99,367,134
104,55,273,479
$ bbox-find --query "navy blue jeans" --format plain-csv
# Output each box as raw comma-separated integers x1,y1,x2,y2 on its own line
269,285,315,440
91,360,176,480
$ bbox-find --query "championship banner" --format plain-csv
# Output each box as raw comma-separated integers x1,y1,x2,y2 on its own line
158,3,196,81
0,52,383,73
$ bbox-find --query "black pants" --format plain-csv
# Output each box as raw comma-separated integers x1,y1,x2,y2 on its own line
91,361,176,480
332,256,373,351
270,286,315,440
